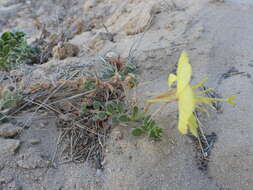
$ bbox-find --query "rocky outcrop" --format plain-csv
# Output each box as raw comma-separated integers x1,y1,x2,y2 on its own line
105,0,159,35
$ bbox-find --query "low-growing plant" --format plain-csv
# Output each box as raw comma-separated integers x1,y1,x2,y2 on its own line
0,31,40,71
116,106,163,138
131,115,163,138
146,51,235,137
0,87,22,117
81,99,163,139
101,60,137,80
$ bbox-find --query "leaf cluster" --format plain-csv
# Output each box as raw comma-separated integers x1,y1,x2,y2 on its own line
81,100,162,139
0,31,40,71
101,63,137,79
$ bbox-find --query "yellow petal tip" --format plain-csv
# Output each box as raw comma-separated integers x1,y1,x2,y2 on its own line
226,96,236,104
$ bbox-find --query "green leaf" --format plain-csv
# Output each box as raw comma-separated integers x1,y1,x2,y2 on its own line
111,117,119,124
118,114,130,122
81,103,88,114
149,125,163,138
0,30,41,71
7,39,17,47
106,103,114,114
143,116,155,128
1,32,12,41
131,128,144,136
0,39,4,49
147,119,155,129
13,31,25,39
93,101,102,110
92,112,108,121
120,64,137,77
140,125,149,132
3,45,10,55
97,112,107,119
144,115,152,126
131,106,139,120
83,80,95,91
117,102,124,114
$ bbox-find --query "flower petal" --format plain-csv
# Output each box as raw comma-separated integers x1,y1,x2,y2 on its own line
147,94,176,103
226,96,236,104
178,118,188,134
192,77,208,90
195,88,214,95
168,74,177,88
196,105,210,117
177,51,192,95
188,114,198,137
194,97,220,104
195,96,236,105
178,85,195,134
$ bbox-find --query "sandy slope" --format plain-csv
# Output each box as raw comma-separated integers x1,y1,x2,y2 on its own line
194,1,253,189
101,0,253,189
1,0,253,189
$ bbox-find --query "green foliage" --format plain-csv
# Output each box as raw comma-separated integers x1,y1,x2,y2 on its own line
92,111,108,121
81,100,162,138
0,89,22,112
81,103,88,115
93,101,103,110
101,63,137,79
118,106,144,122
0,31,40,71
131,115,163,138
82,80,95,91
118,106,163,139
106,101,124,115
119,64,137,77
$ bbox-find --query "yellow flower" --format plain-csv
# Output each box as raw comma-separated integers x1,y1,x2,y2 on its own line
147,51,235,137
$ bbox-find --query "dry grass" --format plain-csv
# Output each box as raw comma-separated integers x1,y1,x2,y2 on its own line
0,53,136,168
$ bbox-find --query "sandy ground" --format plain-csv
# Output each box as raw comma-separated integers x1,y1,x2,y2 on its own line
1,0,253,189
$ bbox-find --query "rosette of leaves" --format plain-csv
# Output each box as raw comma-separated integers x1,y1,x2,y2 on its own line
0,31,40,71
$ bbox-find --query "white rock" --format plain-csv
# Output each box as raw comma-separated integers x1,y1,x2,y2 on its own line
106,0,157,35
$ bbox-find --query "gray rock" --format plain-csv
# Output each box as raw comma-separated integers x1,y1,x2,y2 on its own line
3,180,21,190
0,175,13,185
0,138,20,156
17,149,49,169
0,123,22,138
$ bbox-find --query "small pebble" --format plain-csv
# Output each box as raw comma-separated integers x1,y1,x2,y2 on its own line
39,121,48,128
29,139,41,145
0,123,22,138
